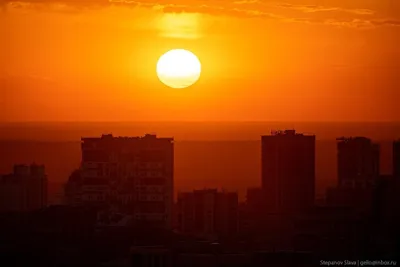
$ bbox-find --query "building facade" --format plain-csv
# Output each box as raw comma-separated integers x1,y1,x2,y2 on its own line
336,137,380,188
394,140,400,179
65,134,174,229
261,130,316,214
326,137,380,214
239,187,264,234
0,164,47,212
177,189,238,238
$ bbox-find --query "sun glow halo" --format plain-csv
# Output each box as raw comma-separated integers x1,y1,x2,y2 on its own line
156,49,201,89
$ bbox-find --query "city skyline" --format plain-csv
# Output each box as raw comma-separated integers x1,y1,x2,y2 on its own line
2,130,399,202
1,0,400,264
0,129,398,202
1,130,399,265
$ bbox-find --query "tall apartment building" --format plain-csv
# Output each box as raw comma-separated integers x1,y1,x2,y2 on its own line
394,140,400,179
261,130,316,214
0,164,47,212
326,137,380,213
336,137,380,188
177,189,238,238
65,134,174,229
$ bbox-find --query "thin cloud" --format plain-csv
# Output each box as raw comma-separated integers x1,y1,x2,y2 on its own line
161,3,279,19
324,19,375,29
372,19,400,27
3,0,399,29
296,17,400,29
276,2,375,16
2,0,281,19
233,0,260,4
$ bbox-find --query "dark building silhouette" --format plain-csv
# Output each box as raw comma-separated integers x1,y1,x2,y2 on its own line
246,187,264,208
65,134,174,229
327,137,380,214
0,164,47,212
261,130,315,214
239,187,264,235
177,189,238,238
368,174,400,259
336,137,380,188
0,205,98,267
291,205,368,258
394,140,400,179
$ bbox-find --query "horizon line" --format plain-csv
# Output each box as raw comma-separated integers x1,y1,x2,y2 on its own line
1,120,400,124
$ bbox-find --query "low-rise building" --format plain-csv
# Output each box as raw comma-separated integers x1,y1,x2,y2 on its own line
177,189,238,238
0,164,47,212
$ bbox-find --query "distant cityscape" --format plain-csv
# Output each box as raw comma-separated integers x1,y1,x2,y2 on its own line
1,130,399,266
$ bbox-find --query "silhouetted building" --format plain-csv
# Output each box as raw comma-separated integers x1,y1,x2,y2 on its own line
372,175,393,222
246,187,264,208
0,164,47,212
336,137,380,188
394,140,400,179
177,189,238,238
292,206,365,256
327,137,380,214
65,134,174,229
326,186,375,215
239,187,264,234
369,174,400,258
261,130,315,214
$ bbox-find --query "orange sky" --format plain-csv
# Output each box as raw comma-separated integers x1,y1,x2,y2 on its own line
1,0,399,122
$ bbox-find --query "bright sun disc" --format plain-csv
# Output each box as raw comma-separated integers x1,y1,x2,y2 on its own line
156,49,201,89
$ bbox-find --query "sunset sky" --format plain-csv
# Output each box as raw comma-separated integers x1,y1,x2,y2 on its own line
1,0,399,122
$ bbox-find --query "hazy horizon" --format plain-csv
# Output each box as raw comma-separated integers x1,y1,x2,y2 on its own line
1,121,399,141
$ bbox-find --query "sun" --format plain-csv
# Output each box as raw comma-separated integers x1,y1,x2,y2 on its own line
156,49,201,89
